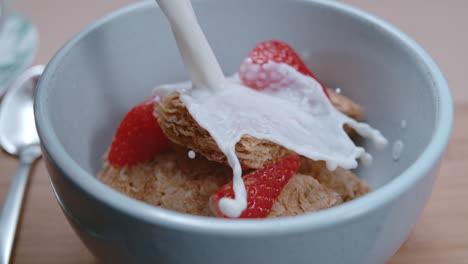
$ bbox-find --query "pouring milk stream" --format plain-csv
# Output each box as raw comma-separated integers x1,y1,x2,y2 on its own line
154,0,387,217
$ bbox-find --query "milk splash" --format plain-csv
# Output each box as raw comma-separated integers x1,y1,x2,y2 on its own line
153,0,387,217
154,64,387,217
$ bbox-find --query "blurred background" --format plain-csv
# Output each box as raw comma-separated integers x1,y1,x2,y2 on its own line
1,0,467,263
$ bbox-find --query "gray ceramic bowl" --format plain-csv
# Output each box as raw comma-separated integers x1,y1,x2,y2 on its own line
34,1,452,263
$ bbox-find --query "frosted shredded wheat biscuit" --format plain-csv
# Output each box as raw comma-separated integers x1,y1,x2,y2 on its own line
155,88,364,170
97,148,365,217
98,147,231,216
98,86,370,217
299,157,371,201
268,174,342,217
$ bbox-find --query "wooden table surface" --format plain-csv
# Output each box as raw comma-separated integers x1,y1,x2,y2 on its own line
1,0,467,263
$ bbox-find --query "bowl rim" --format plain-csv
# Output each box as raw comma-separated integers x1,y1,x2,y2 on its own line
35,0,453,236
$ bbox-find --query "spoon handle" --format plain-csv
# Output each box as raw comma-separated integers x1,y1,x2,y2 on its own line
0,147,39,264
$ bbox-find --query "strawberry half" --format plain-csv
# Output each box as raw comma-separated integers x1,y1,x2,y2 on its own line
239,40,329,96
108,97,171,168
209,155,301,218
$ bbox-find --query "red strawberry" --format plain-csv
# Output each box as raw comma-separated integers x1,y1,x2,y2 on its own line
108,97,171,168
209,155,301,218
239,40,329,96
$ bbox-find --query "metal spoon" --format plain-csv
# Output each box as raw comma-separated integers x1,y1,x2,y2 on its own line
0,65,44,264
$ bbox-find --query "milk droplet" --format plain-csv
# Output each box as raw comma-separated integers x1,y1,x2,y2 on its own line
360,152,373,167
188,150,196,159
335,88,342,94
401,120,407,129
392,140,404,161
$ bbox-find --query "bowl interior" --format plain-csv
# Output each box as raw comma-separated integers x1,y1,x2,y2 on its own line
37,0,437,191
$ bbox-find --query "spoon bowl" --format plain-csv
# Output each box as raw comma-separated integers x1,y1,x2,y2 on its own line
0,66,43,155
0,65,44,264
